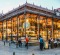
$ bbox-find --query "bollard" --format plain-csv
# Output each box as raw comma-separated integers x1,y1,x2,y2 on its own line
13,52,15,55
16,45,18,48
32,53,35,55
16,42,18,48
4,41,5,46
55,53,57,55
9,42,10,46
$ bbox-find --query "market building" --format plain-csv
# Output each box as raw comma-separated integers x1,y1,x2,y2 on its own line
0,3,60,41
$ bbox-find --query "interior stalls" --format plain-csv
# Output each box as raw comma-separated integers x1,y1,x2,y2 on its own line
39,16,52,41
53,18,60,39
0,14,60,41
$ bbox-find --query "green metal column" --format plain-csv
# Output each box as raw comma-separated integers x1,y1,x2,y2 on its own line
46,17,48,40
37,16,40,39
11,18,13,41
6,20,7,41
17,16,19,41
24,6,26,37
52,18,54,39
2,21,3,40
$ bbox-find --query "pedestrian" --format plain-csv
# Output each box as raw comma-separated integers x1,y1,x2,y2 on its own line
39,35,44,50
54,39,57,48
16,40,18,48
25,35,29,49
18,38,22,47
50,38,54,49
48,38,51,49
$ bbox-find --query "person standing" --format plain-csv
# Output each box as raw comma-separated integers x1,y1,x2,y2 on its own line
18,38,22,47
54,39,57,48
48,38,51,49
39,35,44,50
50,38,54,49
25,35,29,49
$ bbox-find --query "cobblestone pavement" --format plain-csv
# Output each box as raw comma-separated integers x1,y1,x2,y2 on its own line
0,41,60,55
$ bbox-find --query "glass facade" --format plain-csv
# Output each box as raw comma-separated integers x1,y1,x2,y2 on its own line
0,13,60,41
7,19,11,41
0,22,2,40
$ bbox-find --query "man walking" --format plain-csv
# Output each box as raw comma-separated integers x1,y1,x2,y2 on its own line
39,36,44,50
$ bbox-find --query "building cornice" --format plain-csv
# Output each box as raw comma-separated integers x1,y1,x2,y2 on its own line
0,3,60,21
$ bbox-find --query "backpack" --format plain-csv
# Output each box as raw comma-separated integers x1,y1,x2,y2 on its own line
40,38,43,43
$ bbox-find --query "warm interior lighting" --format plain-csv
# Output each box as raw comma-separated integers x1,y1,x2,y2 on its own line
26,19,29,22
57,23,60,28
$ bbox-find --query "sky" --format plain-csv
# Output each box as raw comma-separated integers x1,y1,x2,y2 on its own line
0,0,60,14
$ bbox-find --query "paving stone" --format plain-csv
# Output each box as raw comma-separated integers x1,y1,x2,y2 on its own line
0,41,60,55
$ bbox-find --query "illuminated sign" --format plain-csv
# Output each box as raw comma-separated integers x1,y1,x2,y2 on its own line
23,22,30,29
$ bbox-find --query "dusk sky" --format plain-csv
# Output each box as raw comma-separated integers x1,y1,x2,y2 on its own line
0,0,60,14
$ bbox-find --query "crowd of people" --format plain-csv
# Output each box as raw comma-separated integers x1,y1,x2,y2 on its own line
16,35,29,49
39,35,60,50
14,35,60,50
